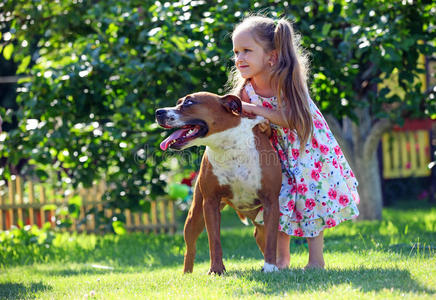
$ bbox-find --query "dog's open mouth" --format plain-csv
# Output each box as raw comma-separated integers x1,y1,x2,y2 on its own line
160,121,208,150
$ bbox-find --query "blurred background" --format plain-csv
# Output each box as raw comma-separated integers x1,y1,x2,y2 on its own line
0,0,435,234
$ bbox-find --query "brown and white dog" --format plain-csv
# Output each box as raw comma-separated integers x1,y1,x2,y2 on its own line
155,92,282,274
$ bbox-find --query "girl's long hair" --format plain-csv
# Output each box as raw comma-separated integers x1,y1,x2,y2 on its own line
226,15,313,149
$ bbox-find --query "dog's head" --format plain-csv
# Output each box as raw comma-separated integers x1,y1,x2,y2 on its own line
155,92,242,150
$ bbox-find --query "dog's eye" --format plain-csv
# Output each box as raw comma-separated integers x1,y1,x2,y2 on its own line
184,98,194,106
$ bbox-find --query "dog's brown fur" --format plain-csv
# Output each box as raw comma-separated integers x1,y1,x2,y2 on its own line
156,92,281,274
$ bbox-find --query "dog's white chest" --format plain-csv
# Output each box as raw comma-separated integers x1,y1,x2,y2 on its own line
203,119,263,209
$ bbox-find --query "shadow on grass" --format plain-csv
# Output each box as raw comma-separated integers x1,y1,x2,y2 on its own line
35,225,434,277
225,267,436,295
4,204,435,273
0,282,52,299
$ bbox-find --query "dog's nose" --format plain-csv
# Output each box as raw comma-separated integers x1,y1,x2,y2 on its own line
155,109,166,118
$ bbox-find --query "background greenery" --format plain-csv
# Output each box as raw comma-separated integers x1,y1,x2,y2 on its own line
0,0,435,220
1,3,435,298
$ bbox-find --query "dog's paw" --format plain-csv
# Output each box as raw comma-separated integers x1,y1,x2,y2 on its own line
262,262,279,273
207,266,226,275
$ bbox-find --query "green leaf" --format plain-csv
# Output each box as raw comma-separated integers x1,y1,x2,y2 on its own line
17,55,31,73
385,46,401,62
42,204,57,211
322,23,332,36
36,169,49,181
69,195,82,207
3,44,14,60
68,195,82,218
112,220,127,235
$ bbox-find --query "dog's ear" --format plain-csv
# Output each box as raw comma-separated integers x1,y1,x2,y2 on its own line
221,94,242,116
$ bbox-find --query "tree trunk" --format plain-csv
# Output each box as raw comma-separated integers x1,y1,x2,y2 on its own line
354,149,383,220
326,111,392,220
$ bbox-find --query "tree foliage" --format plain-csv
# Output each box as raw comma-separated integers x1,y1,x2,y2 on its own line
0,0,434,215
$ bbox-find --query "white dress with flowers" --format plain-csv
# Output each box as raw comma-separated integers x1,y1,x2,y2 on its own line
245,81,359,237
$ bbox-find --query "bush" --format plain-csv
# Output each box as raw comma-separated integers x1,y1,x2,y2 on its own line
0,223,55,266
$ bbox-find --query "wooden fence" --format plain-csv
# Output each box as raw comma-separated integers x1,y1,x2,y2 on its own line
0,176,177,234
382,130,431,178
381,119,433,179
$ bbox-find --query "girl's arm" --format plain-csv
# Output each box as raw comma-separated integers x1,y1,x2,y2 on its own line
241,102,291,129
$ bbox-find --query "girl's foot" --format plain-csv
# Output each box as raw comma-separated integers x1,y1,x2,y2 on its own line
303,262,325,270
306,231,325,270
276,231,290,269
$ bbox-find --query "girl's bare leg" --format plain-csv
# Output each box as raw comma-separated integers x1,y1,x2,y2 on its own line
305,231,325,269
276,231,290,269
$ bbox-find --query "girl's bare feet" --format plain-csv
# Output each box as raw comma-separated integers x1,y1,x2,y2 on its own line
305,231,325,270
303,262,325,270
276,231,290,269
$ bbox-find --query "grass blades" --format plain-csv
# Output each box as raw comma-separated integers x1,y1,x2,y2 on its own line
0,203,435,299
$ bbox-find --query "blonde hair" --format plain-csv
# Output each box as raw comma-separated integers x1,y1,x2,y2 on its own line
226,15,313,149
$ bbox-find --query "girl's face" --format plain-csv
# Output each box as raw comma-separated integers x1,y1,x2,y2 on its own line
232,29,273,81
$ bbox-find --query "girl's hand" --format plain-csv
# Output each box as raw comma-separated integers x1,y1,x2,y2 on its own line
241,102,258,118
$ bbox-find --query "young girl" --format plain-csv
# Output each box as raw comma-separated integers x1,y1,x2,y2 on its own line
228,15,360,270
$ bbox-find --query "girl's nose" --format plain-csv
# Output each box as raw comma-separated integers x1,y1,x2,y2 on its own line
235,53,244,64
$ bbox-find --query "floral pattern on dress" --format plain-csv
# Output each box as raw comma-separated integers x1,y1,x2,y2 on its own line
245,81,359,237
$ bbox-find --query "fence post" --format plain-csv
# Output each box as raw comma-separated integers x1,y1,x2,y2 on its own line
125,209,132,230
8,177,15,227
142,209,150,233
134,211,140,232
0,190,4,230
169,200,176,234
28,181,35,226
16,176,24,227
151,201,158,234
48,187,55,228
39,185,46,226
159,200,167,233
80,187,91,232
78,188,85,233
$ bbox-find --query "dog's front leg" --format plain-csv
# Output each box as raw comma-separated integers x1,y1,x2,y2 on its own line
183,183,205,273
203,197,225,275
261,194,280,272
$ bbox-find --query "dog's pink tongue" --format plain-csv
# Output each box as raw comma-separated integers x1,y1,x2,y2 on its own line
160,129,188,150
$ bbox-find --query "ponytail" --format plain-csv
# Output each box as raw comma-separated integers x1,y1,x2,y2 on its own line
272,19,313,151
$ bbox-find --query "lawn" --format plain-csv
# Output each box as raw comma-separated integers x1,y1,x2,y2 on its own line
1,201,435,299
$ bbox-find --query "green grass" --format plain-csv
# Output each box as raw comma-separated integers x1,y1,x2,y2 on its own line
1,202,435,299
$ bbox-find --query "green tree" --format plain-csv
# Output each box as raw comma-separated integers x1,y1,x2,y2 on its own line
304,0,435,218
0,0,434,221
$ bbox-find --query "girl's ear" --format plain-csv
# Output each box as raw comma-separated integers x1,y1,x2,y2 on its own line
269,49,278,66
221,94,242,116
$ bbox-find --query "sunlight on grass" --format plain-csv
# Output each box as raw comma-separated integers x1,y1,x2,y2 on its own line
0,205,435,299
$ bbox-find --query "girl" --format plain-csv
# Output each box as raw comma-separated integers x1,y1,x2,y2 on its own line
227,15,360,270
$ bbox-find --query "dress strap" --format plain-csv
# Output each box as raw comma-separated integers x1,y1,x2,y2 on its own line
244,81,260,105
